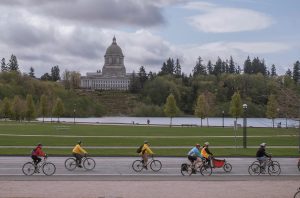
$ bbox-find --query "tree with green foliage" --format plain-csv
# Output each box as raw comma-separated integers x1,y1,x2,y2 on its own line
292,60,300,84
138,66,148,89
228,56,236,74
1,97,11,120
11,95,24,121
129,71,141,93
213,57,223,75
40,72,52,81
29,67,35,78
1,58,7,72
52,98,64,122
193,56,206,76
164,93,180,127
229,91,242,122
174,58,182,77
160,58,174,75
51,65,60,81
40,94,48,123
266,94,279,128
8,54,19,72
285,69,292,77
270,64,277,77
194,94,208,127
207,60,213,75
25,94,35,121
244,56,252,74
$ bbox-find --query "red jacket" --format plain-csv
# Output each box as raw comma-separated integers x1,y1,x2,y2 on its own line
32,146,46,157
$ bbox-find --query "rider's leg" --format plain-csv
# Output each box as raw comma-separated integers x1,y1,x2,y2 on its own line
142,153,148,168
73,153,82,167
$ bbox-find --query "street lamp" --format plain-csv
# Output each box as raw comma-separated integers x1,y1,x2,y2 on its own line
243,104,248,149
73,104,76,124
222,110,225,128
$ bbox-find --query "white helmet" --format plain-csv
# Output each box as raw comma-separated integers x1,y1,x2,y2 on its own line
260,143,266,147
204,142,209,146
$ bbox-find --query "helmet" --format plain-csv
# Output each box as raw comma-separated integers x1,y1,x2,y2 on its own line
37,143,42,147
78,141,82,145
196,144,200,147
204,142,209,146
260,143,266,147
144,140,149,144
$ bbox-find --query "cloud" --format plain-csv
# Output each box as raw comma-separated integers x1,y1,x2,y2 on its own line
184,2,274,33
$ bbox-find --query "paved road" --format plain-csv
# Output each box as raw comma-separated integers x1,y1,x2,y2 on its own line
0,156,299,179
0,157,299,198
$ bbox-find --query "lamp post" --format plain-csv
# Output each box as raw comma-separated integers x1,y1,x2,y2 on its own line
73,104,76,124
243,104,248,149
222,110,225,128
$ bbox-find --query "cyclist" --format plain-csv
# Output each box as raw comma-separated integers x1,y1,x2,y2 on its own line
187,144,202,171
31,143,47,171
256,142,271,172
201,142,214,167
72,141,87,168
140,140,154,170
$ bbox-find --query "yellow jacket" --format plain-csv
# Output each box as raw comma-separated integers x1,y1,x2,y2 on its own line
72,144,87,154
201,147,209,158
141,144,154,155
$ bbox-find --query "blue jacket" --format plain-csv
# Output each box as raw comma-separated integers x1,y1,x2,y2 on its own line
187,147,202,157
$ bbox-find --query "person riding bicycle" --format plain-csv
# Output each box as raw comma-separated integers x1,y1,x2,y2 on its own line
140,140,154,170
201,142,214,167
31,143,47,169
187,144,202,171
256,143,271,171
72,141,87,168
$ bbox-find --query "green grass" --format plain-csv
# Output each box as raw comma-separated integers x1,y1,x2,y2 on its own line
0,121,299,156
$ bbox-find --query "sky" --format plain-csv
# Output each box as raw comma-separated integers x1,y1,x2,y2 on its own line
0,0,299,77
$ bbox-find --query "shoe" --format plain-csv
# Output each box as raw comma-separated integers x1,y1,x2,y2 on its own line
34,168,40,173
192,168,196,174
78,165,83,168
144,166,148,170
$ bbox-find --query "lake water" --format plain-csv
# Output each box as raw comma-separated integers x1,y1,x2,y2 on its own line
37,117,300,128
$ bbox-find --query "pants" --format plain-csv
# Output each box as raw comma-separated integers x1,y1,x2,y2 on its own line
73,153,83,165
31,155,41,166
142,153,149,166
257,156,267,169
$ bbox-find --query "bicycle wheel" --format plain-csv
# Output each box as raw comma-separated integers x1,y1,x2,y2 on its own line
268,163,281,176
223,163,232,172
42,162,56,176
22,162,35,176
181,163,192,176
64,158,77,171
83,158,96,170
294,190,300,198
272,160,280,166
248,163,261,176
200,164,212,176
132,160,144,172
150,160,162,172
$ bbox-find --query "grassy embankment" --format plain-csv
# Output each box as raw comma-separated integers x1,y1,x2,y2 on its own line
0,121,298,156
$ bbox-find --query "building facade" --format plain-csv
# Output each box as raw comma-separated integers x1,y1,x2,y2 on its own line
80,36,130,90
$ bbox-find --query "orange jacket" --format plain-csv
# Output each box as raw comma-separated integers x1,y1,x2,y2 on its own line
32,146,46,157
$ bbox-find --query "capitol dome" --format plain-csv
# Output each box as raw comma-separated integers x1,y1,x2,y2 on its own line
105,36,124,56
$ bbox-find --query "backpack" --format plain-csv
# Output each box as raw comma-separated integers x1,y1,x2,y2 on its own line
136,145,143,153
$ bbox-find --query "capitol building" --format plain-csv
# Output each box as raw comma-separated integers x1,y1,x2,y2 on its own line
80,36,131,90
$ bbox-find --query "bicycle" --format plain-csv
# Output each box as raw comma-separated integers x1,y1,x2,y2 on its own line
64,155,96,171
248,156,281,176
294,187,300,198
132,156,162,172
22,157,56,176
297,159,300,171
181,158,203,176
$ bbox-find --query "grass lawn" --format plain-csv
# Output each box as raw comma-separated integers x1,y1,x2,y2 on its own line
0,121,299,156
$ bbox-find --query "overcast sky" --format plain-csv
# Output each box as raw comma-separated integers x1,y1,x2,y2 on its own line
0,0,299,77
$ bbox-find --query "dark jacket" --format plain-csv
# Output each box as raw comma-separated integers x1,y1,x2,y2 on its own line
256,147,270,158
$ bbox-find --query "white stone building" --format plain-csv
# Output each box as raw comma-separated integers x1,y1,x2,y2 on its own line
80,36,130,90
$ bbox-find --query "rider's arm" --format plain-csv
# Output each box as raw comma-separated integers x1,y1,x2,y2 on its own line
36,147,46,157
205,148,213,155
143,144,154,155
78,145,87,154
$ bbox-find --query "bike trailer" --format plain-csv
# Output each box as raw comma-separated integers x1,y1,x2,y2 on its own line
212,158,225,168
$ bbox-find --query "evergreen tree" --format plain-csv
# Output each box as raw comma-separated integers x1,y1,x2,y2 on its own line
285,69,292,77
236,65,241,74
129,71,141,93
8,54,19,72
40,94,48,123
207,60,214,75
1,58,7,72
25,94,35,121
29,67,35,78
193,56,206,76
270,64,277,77
160,58,174,75
52,98,64,122
244,56,252,74
229,91,242,122
51,65,60,81
228,56,236,74
213,57,223,75
41,73,52,81
292,60,300,84
194,94,208,127
174,58,182,77
163,93,180,127
160,62,168,75
266,94,278,128
138,66,148,89
148,71,155,81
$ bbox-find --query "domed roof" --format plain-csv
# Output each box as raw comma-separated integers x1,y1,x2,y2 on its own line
105,36,124,56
